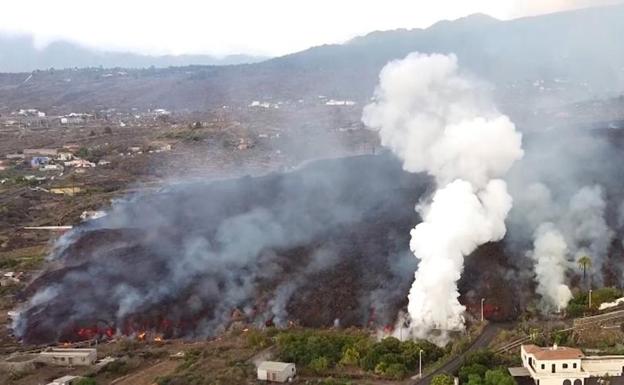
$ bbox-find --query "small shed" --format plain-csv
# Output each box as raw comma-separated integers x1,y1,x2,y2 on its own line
257,361,296,383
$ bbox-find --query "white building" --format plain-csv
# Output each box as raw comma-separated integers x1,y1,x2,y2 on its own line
40,164,63,172
39,348,97,366
57,152,74,161
257,361,296,383
47,375,83,385
64,159,96,168
514,344,624,385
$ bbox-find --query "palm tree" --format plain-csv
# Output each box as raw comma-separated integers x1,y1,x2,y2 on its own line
577,255,592,286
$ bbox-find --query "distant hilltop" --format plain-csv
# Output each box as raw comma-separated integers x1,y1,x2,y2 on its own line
0,34,269,72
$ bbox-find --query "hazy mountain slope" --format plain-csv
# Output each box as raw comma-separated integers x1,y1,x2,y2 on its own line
0,34,268,72
0,4,623,114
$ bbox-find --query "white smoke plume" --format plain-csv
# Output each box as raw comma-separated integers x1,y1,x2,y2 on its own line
528,223,572,311
521,184,611,309
363,52,523,339
563,185,612,282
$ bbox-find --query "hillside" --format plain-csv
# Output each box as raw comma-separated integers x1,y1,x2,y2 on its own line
1,4,623,118
0,34,268,72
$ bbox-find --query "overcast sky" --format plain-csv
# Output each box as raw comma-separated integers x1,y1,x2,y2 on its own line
0,0,622,57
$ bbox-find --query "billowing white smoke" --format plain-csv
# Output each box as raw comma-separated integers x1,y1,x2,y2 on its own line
521,184,611,311
363,52,523,338
563,185,612,282
529,223,572,311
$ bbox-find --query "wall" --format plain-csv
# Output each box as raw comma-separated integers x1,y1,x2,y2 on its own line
582,357,624,377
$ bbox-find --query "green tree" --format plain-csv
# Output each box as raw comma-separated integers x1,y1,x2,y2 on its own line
484,369,515,385
577,255,592,286
383,363,408,379
463,349,497,367
467,373,484,385
459,363,488,383
431,374,454,385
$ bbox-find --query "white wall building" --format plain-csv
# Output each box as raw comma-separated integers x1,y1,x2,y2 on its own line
39,348,97,366
257,361,296,383
518,344,624,385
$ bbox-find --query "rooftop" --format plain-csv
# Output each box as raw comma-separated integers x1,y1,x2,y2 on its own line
258,361,294,371
508,367,530,377
523,344,584,360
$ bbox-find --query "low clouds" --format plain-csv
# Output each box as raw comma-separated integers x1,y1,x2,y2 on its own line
0,0,621,57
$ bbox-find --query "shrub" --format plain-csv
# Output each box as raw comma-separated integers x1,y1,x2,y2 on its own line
484,368,515,385
459,363,488,383
383,363,408,379
339,347,360,366
246,329,271,349
75,378,97,385
431,373,454,385
309,356,330,373
467,373,484,385
463,349,497,367
100,360,130,375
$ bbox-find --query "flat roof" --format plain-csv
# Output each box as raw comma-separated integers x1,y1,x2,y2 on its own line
523,344,584,360
46,348,96,353
508,367,531,377
258,361,294,371
40,349,95,357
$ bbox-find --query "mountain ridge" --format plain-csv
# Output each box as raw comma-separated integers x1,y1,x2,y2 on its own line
0,33,269,72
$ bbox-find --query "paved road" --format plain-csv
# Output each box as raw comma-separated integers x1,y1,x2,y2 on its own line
411,323,502,385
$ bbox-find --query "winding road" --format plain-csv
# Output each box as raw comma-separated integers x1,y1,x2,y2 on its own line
411,323,502,385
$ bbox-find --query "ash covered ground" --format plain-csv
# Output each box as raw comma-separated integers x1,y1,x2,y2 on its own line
13,153,526,345
12,127,624,345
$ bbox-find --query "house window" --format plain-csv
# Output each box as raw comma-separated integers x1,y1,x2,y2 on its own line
573,363,577,369
563,363,568,369
541,364,545,369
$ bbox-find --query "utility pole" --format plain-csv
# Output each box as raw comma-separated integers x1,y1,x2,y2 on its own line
481,298,485,322
419,349,423,379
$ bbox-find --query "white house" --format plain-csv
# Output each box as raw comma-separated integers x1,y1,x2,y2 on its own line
514,344,624,385
57,152,74,161
39,348,97,366
257,361,296,383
